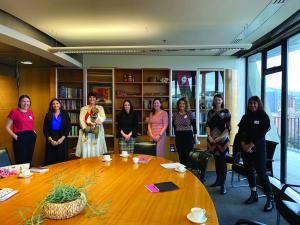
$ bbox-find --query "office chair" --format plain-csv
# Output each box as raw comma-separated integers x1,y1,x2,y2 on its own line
134,142,157,156
235,219,266,225
276,184,300,225
0,147,12,167
185,149,212,183
227,138,278,189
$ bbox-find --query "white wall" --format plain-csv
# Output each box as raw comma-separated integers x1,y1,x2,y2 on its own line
84,55,240,70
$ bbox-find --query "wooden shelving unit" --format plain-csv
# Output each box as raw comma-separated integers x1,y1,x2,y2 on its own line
87,68,114,153
56,68,83,158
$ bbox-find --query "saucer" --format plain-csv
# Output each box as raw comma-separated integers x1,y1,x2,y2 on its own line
18,173,32,178
175,168,187,173
102,158,112,162
120,154,129,158
187,213,207,224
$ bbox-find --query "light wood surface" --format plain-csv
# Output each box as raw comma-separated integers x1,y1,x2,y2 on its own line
0,155,218,225
0,74,18,163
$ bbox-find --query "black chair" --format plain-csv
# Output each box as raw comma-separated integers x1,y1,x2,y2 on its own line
227,139,278,188
235,219,266,225
0,147,12,167
276,184,300,225
185,149,213,183
134,142,157,156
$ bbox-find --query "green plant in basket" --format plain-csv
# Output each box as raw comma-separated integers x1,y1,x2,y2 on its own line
19,172,111,225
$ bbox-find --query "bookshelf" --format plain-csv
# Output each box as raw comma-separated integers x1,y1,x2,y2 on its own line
87,68,114,153
142,69,170,135
114,68,170,140
56,68,83,157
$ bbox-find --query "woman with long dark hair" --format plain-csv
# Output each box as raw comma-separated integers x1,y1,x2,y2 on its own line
238,96,273,211
116,99,138,153
43,98,71,165
6,95,37,164
148,98,168,157
206,94,231,194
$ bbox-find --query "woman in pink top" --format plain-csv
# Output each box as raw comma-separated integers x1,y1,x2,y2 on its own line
148,98,168,157
5,95,36,164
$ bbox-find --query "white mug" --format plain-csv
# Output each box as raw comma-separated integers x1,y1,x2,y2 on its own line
132,157,139,164
22,169,31,177
103,155,111,161
122,151,128,156
191,207,206,221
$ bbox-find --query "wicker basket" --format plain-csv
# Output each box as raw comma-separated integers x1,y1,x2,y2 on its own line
43,192,87,220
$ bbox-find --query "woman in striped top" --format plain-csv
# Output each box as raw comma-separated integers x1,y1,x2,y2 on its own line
172,98,197,165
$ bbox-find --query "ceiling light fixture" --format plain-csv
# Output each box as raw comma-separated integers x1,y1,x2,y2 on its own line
49,44,252,54
20,61,33,65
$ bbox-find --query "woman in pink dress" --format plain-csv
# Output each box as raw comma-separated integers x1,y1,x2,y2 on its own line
148,98,168,157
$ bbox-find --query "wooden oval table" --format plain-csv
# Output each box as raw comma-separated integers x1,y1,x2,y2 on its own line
0,155,218,225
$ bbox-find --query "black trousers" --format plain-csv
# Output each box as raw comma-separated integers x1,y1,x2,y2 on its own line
175,130,194,165
213,150,228,185
13,130,36,164
242,142,272,196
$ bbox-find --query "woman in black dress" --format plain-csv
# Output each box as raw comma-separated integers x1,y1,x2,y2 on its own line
238,96,273,212
43,98,71,165
206,94,231,194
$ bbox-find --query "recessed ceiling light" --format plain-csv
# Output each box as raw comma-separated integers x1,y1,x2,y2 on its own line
21,61,33,65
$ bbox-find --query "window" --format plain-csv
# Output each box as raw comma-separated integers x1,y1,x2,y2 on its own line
265,72,282,179
287,32,300,187
267,46,281,68
247,53,262,98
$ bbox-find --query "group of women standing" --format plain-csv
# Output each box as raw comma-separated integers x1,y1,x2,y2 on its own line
206,94,274,211
5,92,274,211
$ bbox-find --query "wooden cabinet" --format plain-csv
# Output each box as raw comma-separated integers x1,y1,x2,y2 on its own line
86,68,114,153
56,68,83,157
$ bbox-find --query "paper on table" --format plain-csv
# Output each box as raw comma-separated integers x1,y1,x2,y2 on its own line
0,188,18,202
160,162,185,169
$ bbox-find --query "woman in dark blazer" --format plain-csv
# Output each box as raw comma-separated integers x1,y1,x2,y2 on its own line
238,96,273,212
43,98,71,165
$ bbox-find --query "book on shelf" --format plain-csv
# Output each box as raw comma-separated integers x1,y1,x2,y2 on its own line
0,188,18,202
30,167,49,173
145,181,179,193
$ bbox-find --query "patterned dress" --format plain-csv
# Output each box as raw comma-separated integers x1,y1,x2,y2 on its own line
206,109,231,148
75,105,107,158
148,110,168,157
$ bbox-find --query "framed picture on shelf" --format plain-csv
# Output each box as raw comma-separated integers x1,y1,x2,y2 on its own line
90,86,112,104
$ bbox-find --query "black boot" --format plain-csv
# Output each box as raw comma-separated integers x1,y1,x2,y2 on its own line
264,195,274,212
245,190,258,204
220,185,227,195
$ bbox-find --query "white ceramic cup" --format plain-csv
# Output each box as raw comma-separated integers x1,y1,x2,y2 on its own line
132,157,139,164
22,169,31,176
177,165,186,172
190,207,206,221
122,151,128,156
103,155,111,161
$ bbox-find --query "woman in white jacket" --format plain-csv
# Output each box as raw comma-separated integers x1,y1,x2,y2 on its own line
76,92,107,158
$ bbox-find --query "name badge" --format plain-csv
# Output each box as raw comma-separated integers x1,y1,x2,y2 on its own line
29,116,33,120
254,120,259,124
184,115,187,119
